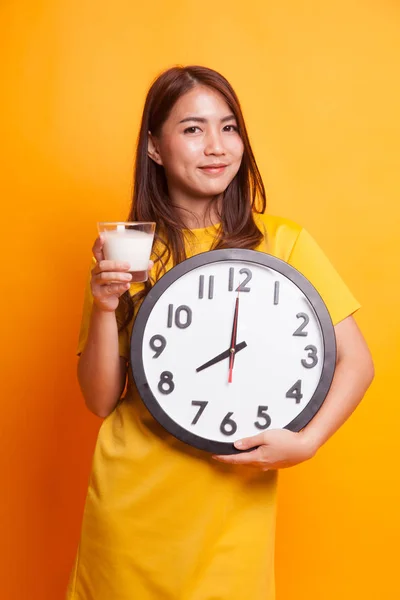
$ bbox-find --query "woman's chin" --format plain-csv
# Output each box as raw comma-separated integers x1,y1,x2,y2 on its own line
196,181,230,198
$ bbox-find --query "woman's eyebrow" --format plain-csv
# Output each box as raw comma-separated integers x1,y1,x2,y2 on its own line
178,114,236,124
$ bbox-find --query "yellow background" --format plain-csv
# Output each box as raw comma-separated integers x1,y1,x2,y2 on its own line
1,1,399,598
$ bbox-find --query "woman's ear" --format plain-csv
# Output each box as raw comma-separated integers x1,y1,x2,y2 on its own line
148,132,163,165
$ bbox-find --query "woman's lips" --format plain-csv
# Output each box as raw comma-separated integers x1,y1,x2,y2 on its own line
198,165,228,175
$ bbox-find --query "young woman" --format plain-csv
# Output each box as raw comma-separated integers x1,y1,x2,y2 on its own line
67,65,374,600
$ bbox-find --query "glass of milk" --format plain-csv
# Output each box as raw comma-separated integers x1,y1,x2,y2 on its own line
97,222,156,283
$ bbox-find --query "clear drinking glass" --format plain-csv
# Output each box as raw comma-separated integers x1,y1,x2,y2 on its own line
97,222,156,283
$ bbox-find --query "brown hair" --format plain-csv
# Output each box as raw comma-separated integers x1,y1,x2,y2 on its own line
118,65,267,330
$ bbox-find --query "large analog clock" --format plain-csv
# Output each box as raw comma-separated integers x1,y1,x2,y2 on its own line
130,249,336,454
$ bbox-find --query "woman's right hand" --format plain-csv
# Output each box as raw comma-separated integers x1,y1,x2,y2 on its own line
90,237,132,312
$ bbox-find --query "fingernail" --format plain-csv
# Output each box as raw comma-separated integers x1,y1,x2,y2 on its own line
234,440,244,448
122,262,131,269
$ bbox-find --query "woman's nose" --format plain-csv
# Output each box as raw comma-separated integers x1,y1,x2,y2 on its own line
204,130,226,155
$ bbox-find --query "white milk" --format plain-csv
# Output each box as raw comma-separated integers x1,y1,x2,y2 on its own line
102,229,154,271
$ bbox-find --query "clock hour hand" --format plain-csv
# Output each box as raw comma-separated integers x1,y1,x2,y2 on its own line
196,341,247,373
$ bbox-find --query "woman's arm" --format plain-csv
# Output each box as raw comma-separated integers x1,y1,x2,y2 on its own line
78,305,128,418
77,237,134,418
212,315,374,469
299,315,374,453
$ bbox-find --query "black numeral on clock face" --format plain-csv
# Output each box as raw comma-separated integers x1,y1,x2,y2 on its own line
158,371,175,394
286,380,303,403
274,281,280,305
228,267,252,292
198,275,214,299
301,345,318,368
149,334,166,358
167,304,192,329
293,313,309,336
254,406,271,430
220,412,238,436
191,401,208,425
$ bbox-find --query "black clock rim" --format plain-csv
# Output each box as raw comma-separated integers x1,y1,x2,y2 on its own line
130,248,336,455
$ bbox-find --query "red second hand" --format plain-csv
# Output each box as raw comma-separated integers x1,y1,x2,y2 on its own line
228,352,234,383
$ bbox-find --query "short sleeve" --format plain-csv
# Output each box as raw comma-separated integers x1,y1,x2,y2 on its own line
76,259,130,359
287,228,361,326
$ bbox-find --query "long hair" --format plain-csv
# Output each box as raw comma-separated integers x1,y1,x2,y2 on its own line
118,65,267,330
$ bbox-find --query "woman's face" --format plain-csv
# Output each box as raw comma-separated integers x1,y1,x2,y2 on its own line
148,86,244,203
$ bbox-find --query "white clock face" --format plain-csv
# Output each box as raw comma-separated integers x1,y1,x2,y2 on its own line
132,251,335,453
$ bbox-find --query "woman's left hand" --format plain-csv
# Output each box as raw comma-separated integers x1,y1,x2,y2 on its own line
212,429,317,471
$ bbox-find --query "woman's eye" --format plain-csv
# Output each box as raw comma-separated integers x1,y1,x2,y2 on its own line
223,125,238,132
183,126,200,134
183,124,238,134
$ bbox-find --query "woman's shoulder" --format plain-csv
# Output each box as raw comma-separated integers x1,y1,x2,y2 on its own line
254,213,304,260
254,212,303,238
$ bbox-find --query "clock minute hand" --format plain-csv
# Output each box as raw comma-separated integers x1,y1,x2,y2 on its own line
228,294,240,383
196,341,247,373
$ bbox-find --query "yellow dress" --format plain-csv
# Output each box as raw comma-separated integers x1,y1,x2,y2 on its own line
67,213,360,600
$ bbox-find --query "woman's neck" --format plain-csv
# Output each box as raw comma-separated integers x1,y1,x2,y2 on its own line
171,193,222,229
